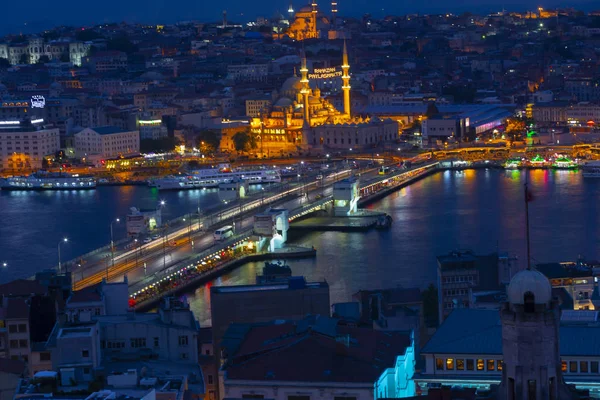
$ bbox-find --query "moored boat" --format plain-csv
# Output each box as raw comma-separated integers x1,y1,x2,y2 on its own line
0,172,96,191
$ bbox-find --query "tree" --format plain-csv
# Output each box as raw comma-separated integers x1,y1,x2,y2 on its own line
75,29,104,42
19,53,29,64
37,55,50,64
107,35,138,54
422,284,439,328
197,130,221,154
140,137,179,153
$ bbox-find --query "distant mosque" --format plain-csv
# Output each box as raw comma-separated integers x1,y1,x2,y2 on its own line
250,42,398,155
278,0,346,41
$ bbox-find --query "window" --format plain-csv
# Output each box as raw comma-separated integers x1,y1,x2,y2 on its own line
467,359,474,371
40,352,51,361
209,391,216,400
498,360,503,371
208,375,214,385
178,335,188,346
446,358,454,370
436,358,444,370
83,367,90,374
570,361,578,373
205,349,211,355
9,340,18,348
154,337,159,348
18,324,27,333
487,359,495,371
581,361,588,373
82,350,89,358
181,353,189,360
477,359,484,371
19,339,27,348
8,325,17,333
457,359,465,370
130,338,146,348
562,361,567,372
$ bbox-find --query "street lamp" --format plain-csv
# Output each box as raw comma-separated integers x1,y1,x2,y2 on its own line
1,262,6,268
58,238,68,273
110,218,120,267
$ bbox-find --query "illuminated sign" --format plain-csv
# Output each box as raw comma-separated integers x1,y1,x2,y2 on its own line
31,95,45,109
308,67,342,80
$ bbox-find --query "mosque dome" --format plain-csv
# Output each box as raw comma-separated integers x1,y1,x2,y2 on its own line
274,97,293,107
507,269,552,305
281,76,302,93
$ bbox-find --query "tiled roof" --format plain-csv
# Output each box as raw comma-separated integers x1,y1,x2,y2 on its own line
92,126,128,135
223,317,411,384
422,308,600,357
0,279,46,297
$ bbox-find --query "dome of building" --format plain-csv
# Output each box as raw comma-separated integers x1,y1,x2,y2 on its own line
281,76,302,93
274,97,293,107
507,268,552,305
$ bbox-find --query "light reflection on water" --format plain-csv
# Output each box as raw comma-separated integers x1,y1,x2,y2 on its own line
184,169,600,326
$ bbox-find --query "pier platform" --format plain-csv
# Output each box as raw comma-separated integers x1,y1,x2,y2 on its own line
132,245,315,312
290,210,387,232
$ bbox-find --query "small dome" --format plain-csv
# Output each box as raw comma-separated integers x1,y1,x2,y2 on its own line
507,269,552,305
281,76,302,93
274,97,293,107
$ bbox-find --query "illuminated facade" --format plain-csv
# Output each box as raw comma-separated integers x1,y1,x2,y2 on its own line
283,2,323,40
0,123,59,171
74,126,140,164
249,44,396,154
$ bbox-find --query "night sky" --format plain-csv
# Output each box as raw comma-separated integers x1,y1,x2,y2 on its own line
0,0,598,35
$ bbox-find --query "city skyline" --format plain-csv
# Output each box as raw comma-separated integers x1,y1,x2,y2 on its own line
0,0,599,36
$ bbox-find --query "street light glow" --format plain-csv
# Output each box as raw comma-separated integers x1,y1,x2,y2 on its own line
160,200,166,206
2,262,6,267
116,218,120,222
63,238,68,243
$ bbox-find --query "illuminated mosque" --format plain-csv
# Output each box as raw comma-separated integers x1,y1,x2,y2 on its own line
250,42,399,155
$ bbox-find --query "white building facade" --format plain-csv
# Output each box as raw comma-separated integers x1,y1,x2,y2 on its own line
74,126,140,162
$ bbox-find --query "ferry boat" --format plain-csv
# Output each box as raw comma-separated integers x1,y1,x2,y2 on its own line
528,154,549,169
149,168,281,191
552,156,578,170
503,158,522,169
0,172,96,191
582,161,600,178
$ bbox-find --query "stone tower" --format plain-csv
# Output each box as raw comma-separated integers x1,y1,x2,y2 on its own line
498,269,578,400
341,40,351,116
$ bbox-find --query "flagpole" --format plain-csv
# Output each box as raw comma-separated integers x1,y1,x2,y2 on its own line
525,177,531,271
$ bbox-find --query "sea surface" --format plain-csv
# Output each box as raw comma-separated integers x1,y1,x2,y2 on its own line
2,169,599,326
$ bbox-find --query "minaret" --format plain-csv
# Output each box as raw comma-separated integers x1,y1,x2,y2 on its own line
311,0,318,13
222,10,228,28
331,0,338,26
300,53,310,124
341,40,351,117
288,1,294,15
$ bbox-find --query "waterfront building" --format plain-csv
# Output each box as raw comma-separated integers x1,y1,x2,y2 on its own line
219,315,417,400
74,126,140,164
436,251,509,324
419,270,597,397
138,115,168,140
0,117,59,171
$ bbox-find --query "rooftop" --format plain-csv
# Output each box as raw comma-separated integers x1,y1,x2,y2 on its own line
422,308,600,357
91,126,131,135
222,316,411,384
211,277,328,294
0,279,46,297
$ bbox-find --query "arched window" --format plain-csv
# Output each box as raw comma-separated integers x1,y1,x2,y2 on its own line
524,291,535,313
